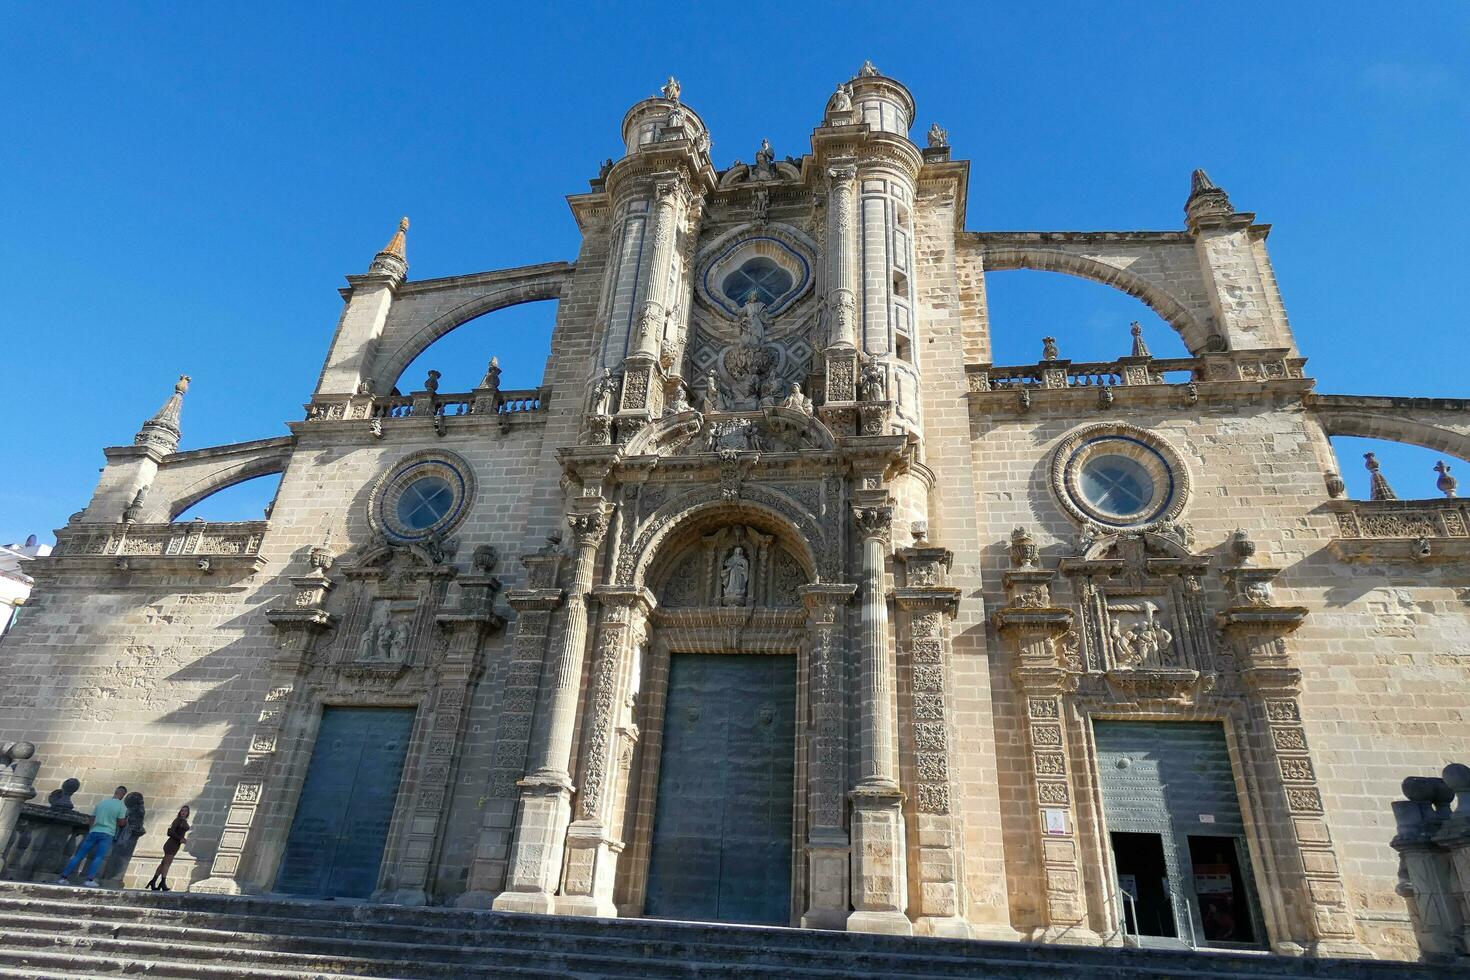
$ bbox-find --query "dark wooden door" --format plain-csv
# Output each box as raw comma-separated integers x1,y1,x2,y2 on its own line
275,706,416,899
644,654,796,925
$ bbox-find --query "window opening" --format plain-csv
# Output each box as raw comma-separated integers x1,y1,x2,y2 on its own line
722,257,793,308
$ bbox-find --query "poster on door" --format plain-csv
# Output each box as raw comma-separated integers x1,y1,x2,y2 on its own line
1194,863,1241,942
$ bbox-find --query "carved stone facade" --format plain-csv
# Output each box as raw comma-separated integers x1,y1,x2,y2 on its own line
3,65,1467,965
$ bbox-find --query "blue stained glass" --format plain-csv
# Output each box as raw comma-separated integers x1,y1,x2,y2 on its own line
396,476,453,530
1081,455,1153,516
722,257,793,308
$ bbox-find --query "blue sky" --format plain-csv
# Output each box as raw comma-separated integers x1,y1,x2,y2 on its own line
2,3,1467,542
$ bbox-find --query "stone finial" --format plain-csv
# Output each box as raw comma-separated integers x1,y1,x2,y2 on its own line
1229,528,1256,563
0,741,35,766
133,375,191,454
479,356,502,392
1129,322,1152,358
424,369,441,394
48,777,80,811
661,76,681,102
1435,460,1458,498
1184,168,1235,230
368,216,410,280
1041,336,1059,361
927,123,949,149
1365,452,1397,501
1324,471,1346,499
1009,527,1039,568
858,60,879,77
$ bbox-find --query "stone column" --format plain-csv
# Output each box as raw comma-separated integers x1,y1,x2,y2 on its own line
495,503,611,913
457,546,565,907
894,547,970,938
1219,566,1368,958
992,538,1092,942
617,176,688,428
558,585,653,918
1390,773,1465,962
800,582,857,930
848,504,910,935
1438,764,1470,960
0,742,39,875
820,163,860,437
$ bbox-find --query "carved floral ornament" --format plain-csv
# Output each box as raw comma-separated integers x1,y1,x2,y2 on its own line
1050,423,1191,531
367,450,476,544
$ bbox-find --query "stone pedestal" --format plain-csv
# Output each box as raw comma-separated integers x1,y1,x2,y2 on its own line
0,748,39,876
848,785,911,935
1390,766,1470,963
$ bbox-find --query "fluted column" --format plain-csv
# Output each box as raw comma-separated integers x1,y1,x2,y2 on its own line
848,504,910,935
825,162,858,352
495,502,611,913
617,176,689,430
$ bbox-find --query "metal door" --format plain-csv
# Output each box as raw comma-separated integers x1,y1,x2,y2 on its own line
644,654,796,925
275,706,416,899
1094,720,1264,948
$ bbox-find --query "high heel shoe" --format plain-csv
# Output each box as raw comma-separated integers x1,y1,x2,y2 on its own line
159,883,171,892
145,880,159,892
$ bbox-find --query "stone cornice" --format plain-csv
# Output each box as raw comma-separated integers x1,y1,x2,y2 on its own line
1216,605,1310,634
504,587,565,612
892,586,961,616
992,606,1073,634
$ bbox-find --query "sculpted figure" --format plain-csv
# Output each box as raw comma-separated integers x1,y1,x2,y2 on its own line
738,292,770,348
927,122,949,148
700,372,723,413
1109,617,1138,667
389,621,410,662
591,368,615,416
830,83,852,113
1127,604,1174,663
753,138,774,180
782,382,812,414
721,546,751,603
662,76,681,102
860,359,885,402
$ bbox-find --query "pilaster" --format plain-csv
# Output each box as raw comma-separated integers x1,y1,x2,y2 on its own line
894,546,970,937
1218,564,1369,958
993,545,1092,942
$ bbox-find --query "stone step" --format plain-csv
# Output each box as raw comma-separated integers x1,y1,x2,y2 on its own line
0,898,1122,979
0,941,389,979
0,882,1434,980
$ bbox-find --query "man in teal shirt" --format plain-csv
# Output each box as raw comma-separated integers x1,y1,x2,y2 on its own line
57,785,128,887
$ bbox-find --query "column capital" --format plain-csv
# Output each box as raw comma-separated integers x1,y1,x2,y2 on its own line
827,161,858,183
567,503,614,549
852,505,893,540
590,584,656,618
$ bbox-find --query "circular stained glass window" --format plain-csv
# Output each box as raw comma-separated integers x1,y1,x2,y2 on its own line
395,476,454,530
722,257,793,308
1051,425,1189,530
1079,454,1155,519
368,451,475,543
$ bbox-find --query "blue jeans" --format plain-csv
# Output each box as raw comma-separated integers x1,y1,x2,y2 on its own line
61,831,113,880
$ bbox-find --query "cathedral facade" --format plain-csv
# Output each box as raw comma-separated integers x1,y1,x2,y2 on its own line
5,66,1469,961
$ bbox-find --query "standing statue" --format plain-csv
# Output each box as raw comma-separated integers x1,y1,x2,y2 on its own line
927,123,949,148
860,359,886,402
753,138,775,180
591,368,616,416
721,546,751,604
662,76,681,102
738,293,771,348
830,84,853,113
701,372,723,413
859,60,879,77
358,620,384,662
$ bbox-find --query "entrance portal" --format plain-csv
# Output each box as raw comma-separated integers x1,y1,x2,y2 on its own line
644,653,796,925
1094,720,1264,949
275,706,415,899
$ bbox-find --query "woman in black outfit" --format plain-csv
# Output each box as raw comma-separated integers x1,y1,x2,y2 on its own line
146,805,190,892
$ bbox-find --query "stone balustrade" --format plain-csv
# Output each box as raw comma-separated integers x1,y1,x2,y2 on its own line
305,387,547,424
1389,763,1470,963
966,348,1307,405
50,520,269,572
1328,498,1470,562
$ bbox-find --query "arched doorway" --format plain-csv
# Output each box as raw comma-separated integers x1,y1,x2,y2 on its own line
620,518,814,926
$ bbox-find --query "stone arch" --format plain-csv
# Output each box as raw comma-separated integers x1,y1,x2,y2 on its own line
372,265,572,392
146,437,295,522
980,247,1212,354
623,489,829,591
1313,405,1470,464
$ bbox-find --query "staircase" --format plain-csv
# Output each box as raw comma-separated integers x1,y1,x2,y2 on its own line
0,881,1442,979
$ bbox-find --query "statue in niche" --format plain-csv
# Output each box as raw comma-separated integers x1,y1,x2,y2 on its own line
721,546,751,604
358,604,391,662
753,139,775,180
590,368,616,416
860,358,886,402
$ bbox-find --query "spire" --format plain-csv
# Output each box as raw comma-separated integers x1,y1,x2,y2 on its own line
1184,168,1236,230
133,375,191,454
1129,321,1152,358
1364,452,1397,501
368,216,410,280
